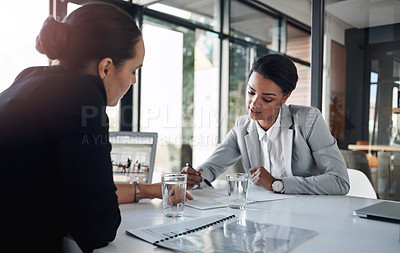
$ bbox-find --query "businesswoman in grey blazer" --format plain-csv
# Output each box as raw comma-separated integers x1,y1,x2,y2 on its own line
183,54,350,195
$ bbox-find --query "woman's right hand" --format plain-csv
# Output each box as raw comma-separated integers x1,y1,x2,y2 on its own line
181,166,203,190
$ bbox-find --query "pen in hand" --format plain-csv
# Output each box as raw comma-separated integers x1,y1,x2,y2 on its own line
185,163,214,189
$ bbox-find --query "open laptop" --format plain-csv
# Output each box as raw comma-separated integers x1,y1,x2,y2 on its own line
354,201,400,223
109,131,158,183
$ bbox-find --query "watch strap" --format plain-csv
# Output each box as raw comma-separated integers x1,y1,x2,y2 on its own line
133,181,140,203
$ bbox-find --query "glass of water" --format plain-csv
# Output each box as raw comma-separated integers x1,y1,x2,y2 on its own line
161,173,187,217
226,173,249,209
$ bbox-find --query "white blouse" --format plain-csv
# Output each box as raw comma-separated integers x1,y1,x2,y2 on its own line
256,108,287,179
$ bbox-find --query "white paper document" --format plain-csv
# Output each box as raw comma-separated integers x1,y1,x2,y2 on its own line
247,184,294,202
186,184,293,210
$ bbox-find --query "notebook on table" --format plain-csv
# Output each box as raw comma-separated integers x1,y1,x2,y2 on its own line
353,201,400,223
126,214,317,252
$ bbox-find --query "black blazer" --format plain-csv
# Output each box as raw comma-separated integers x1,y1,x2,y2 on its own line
0,66,120,253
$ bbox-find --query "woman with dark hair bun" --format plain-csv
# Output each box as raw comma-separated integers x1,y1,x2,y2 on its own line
0,3,179,253
183,54,350,195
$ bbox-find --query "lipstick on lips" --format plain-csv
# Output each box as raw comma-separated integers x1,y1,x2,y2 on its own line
250,107,261,116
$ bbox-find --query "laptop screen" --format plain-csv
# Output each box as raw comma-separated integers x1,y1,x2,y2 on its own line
109,131,158,184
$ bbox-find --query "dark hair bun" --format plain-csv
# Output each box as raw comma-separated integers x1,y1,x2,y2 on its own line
248,54,298,95
36,16,69,60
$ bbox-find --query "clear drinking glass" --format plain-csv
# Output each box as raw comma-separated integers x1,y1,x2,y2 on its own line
226,173,249,209
161,173,187,217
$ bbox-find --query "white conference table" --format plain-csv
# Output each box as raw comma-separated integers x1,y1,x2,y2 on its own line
62,193,400,253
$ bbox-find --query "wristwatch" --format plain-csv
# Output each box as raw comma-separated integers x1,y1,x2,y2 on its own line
272,179,285,194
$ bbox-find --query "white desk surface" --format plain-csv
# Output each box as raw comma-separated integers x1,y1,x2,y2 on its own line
63,195,400,253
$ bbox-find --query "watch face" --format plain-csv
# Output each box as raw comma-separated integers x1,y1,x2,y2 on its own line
272,180,284,192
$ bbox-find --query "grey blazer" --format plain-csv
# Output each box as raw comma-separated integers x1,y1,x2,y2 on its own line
198,104,350,195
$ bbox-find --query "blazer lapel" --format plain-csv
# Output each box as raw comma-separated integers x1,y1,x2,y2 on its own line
280,105,294,177
244,121,261,169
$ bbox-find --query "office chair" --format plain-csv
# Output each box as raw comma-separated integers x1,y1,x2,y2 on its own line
340,150,372,182
346,168,377,199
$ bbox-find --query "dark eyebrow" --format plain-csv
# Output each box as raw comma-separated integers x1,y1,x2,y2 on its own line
248,85,277,96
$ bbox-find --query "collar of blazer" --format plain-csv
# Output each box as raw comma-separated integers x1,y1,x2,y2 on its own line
280,104,294,129
245,104,294,177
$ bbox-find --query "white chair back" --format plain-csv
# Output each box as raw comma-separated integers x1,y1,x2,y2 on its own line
346,168,377,199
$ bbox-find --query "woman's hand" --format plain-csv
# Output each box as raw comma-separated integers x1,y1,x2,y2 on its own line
167,185,193,204
185,191,193,201
249,166,275,191
116,182,192,204
181,166,203,190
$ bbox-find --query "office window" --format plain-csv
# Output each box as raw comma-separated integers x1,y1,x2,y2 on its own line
230,0,279,51
284,22,311,107
192,30,220,168
0,1,49,93
141,16,220,175
147,0,220,31
286,23,311,63
228,42,255,130
368,51,400,145
285,62,311,106
369,78,377,144
329,41,346,144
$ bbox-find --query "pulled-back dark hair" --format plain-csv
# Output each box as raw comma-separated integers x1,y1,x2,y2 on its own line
248,54,298,96
36,2,142,71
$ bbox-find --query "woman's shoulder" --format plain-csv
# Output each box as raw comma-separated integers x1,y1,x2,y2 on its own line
13,66,49,83
12,66,106,106
287,104,319,114
286,104,321,120
283,104,323,129
15,65,101,86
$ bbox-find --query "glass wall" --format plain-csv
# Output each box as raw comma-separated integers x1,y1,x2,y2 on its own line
286,62,311,106
140,18,190,174
286,23,311,63
147,0,220,31
228,42,254,130
285,23,311,106
192,30,220,169
140,16,220,177
230,0,279,51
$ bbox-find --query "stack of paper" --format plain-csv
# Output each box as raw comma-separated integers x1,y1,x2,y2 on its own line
185,185,293,210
